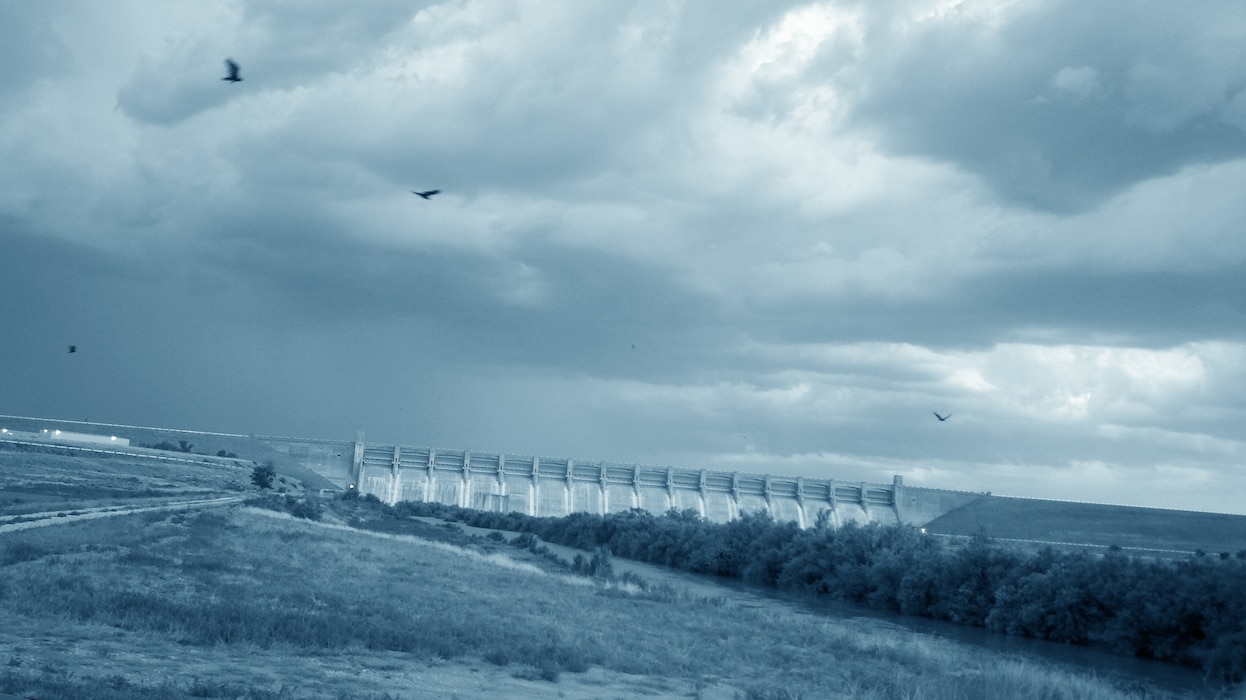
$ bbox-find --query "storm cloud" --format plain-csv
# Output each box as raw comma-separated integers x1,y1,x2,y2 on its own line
3,0,1245,514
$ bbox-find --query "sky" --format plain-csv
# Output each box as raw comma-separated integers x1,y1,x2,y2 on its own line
3,1,1246,515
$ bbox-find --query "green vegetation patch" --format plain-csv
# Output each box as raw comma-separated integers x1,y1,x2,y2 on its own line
393,500,1246,686
0,503,1195,699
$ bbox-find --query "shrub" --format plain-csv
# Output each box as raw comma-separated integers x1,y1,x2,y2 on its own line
510,533,539,551
1,542,50,567
284,496,322,522
251,463,276,490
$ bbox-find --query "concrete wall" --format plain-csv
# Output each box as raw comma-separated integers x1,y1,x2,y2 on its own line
353,441,915,526
350,445,988,528
893,478,986,527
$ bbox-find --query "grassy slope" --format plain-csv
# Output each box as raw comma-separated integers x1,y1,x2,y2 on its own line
0,447,243,502
0,445,1219,699
0,445,310,518
925,496,1246,554
0,504,1206,699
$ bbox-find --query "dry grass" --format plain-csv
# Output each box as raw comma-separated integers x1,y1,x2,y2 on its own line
927,496,1246,556
0,445,248,518
0,501,1209,700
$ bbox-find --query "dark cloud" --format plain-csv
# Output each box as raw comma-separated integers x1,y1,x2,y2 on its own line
192,214,727,380
116,45,235,125
117,2,429,125
730,261,1246,353
978,266,1246,345
840,1,1246,212
5,1,1246,513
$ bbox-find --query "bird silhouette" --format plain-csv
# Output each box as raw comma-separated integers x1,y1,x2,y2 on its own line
411,189,440,200
222,59,242,83
933,412,950,422
68,345,77,354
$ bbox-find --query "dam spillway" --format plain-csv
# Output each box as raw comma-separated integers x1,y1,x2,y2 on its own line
355,443,907,527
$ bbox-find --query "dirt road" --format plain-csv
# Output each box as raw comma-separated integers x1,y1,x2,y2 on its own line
0,495,245,535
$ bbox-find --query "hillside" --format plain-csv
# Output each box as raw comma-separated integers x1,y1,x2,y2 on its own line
0,442,1215,699
924,495,1246,555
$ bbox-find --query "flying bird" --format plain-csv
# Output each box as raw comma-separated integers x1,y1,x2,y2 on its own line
933,412,951,422
411,189,441,200
222,59,243,83
68,345,77,354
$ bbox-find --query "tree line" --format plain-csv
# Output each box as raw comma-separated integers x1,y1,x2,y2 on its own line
387,498,1246,684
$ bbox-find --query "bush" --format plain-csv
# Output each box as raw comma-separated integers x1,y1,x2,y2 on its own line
251,463,276,490
244,495,322,522
284,496,322,521
1,542,50,567
510,533,539,551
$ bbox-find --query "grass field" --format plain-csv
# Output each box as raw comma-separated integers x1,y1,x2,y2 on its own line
1,505,1218,700
925,496,1246,555
0,445,251,517
0,443,1230,699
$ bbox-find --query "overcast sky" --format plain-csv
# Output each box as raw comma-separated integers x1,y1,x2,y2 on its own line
4,1,1246,514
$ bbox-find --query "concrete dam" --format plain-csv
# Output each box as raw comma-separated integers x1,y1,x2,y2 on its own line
353,443,979,528
1,414,983,528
